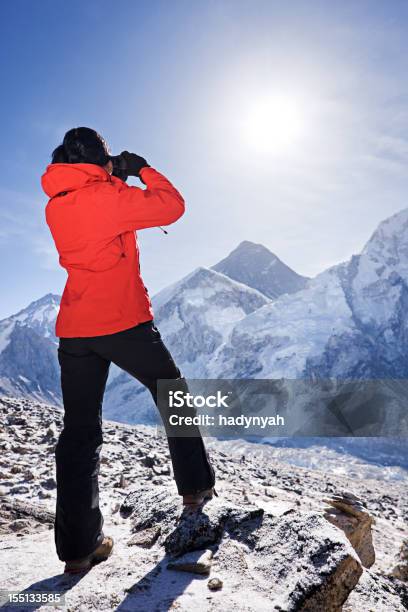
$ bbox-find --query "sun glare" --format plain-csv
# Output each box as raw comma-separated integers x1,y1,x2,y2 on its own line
242,95,304,154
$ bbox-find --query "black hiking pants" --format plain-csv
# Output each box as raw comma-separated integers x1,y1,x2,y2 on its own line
55,320,215,561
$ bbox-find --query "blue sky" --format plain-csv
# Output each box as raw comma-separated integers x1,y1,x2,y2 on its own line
2,0,408,319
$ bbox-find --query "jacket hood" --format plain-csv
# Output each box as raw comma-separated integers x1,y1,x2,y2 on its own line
41,163,110,198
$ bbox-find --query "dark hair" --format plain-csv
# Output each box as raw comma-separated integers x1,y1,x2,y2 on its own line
51,127,110,166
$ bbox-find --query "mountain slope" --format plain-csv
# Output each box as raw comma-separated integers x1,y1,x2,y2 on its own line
212,240,309,299
0,293,60,346
103,266,270,423
152,266,269,374
0,294,61,404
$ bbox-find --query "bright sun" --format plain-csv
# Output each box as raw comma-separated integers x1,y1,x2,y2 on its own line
242,95,304,154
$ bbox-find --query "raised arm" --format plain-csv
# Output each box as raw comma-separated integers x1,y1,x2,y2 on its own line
112,166,185,233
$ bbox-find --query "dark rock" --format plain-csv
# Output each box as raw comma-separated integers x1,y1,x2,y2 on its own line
208,577,223,590
120,486,179,525
141,454,156,468
153,464,170,476
0,498,54,526
41,477,57,490
38,490,51,500
10,485,30,494
12,445,29,455
8,416,27,426
9,519,32,532
127,526,161,548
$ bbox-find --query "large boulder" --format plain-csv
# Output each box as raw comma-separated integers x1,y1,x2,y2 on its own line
120,488,363,611
250,510,363,612
323,491,375,567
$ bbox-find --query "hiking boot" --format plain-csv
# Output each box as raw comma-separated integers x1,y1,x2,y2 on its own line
182,487,218,510
64,536,114,574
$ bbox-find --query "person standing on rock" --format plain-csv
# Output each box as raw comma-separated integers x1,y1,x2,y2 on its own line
41,127,216,574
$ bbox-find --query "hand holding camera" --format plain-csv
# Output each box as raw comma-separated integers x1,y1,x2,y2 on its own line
109,151,150,182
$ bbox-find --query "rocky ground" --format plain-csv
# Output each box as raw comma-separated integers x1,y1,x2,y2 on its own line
0,395,407,611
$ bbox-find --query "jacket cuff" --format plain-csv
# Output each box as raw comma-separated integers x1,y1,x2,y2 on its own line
139,165,152,184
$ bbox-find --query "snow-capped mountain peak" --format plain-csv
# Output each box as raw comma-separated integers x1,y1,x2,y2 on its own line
347,208,408,329
1,293,60,340
209,206,408,383
211,240,309,299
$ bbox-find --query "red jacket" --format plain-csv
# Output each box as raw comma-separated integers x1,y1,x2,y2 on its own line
41,163,185,338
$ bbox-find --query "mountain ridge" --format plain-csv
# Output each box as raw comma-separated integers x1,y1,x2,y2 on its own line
1,209,408,438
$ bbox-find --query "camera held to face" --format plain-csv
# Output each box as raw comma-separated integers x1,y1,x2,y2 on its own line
108,154,129,182
108,151,150,182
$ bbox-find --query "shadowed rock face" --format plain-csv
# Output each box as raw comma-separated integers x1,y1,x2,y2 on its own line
121,487,264,557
